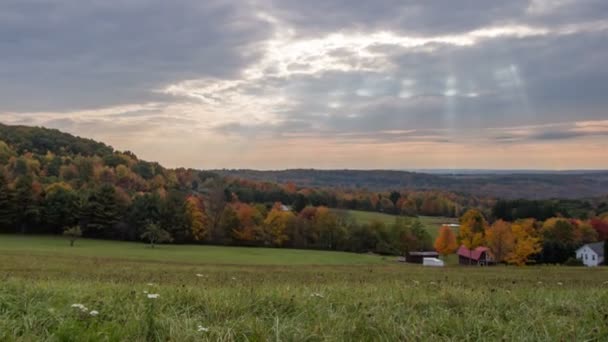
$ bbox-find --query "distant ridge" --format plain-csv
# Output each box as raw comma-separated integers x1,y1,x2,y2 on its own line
1,122,606,200
214,168,608,199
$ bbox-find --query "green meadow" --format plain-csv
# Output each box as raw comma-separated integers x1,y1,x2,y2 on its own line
0,235,384,266
1,236,608,341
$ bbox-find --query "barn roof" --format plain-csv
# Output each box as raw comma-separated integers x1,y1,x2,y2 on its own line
457,245,490,261
408,251,439,256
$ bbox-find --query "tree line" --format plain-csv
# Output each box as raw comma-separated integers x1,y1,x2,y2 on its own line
0,170,435,254
1,124,607,264
433,208,608,265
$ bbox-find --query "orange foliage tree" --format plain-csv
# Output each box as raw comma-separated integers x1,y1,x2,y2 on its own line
434,225,458,258
231,202,262,243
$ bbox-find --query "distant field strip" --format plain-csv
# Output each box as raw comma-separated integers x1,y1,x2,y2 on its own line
0,235,385,265
336,210,458,237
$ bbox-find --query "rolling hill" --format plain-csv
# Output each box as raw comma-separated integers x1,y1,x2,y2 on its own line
215,168,608,199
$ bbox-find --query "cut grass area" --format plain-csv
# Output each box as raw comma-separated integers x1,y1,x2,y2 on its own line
335,209,458,238
1,239,607,341
0,235,385,266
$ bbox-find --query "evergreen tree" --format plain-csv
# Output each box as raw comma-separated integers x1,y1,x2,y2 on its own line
127,194,162,240
81,185,119,238
292,193,309,213
43,186,79,234
0,173,14,231
389,191,401,207
160,191,188,243
14,175,40,234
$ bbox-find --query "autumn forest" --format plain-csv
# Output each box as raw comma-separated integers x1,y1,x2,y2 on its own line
1,123,607,264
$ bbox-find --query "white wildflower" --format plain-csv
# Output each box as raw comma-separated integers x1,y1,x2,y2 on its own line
197,325,209,332
71,303,88,312
310,293,324,298
89,310,99,317
143,290,149,294
147,293,160,299
557,282,563,286
147,283,154,286
196,274,204,277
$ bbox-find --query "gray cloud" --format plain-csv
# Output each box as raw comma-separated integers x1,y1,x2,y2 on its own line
2,0,608,169
260,0,529,36
0,0,272,112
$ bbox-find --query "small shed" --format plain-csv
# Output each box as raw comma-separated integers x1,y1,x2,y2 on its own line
576,241,605,267
423,257,445,267
406,251,440,264
457,245,495,266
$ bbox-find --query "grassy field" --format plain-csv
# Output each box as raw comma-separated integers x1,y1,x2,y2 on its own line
0,235,384,265
2,236,608,341
335,209,458,238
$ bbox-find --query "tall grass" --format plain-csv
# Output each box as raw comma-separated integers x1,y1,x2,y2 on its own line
1,246,607,341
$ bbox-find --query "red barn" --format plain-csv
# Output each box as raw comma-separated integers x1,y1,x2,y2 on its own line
457,245,495,266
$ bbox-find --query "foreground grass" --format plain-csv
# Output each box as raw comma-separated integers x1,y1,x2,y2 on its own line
1,238,608,341
0,235,385,265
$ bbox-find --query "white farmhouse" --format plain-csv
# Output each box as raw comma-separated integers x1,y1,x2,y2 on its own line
575,241,605,267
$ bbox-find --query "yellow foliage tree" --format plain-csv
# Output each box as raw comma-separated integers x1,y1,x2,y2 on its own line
434,225,458,258
505,220,542,266
184,196,207,241
263,205,294,246
486,220,514,263
458,209,487,264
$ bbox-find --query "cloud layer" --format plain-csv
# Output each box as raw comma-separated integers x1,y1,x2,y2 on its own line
1,0,608,169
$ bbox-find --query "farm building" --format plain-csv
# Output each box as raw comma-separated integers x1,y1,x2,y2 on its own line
406,251,440,264
457,245,495,265
576,241,605,267
423,257,444,267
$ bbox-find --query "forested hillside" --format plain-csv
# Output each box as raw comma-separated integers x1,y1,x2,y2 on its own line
215,169,608,199
1,123,607,262
0,124,475,254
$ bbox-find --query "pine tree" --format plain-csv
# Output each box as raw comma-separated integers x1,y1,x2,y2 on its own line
82,185,118,237
0,173,15,231
44,186,79,234
14,175,40,234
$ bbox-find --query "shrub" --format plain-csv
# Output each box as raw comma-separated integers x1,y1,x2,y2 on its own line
564,257,584,266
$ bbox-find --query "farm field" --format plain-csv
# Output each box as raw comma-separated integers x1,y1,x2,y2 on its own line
336,209,458,238
1,237,608,341
0,235,385,266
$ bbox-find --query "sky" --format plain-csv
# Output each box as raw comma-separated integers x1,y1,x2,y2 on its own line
1,0,608,170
